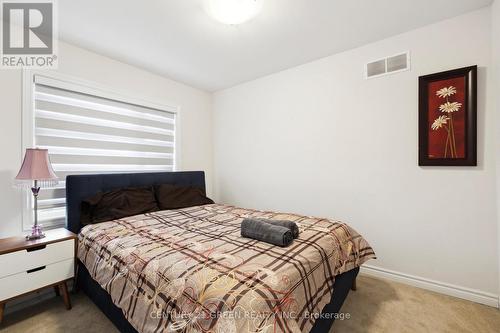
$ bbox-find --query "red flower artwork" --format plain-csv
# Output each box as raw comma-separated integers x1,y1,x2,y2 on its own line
419,66,476,166
427,77,466,159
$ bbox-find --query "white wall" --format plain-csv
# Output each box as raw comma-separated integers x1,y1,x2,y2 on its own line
492,0,500,296
0,41,213,237
214,8,499,296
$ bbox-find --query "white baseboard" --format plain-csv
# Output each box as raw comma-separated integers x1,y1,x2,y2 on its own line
360,264,500,309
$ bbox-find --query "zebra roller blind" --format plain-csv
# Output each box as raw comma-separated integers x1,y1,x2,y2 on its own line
32,75,177,226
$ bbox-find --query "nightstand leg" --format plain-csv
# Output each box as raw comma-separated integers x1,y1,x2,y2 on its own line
59,282,71,310
0,302,5,324
54,285,60,296
351,278,357,291
72,263,80,294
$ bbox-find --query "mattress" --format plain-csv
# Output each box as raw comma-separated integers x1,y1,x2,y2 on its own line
78,204,375,333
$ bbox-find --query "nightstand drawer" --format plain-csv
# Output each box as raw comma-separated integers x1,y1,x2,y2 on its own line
0,240,74,278
0,258,74,301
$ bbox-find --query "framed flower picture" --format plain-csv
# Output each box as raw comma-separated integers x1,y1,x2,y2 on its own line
418,66,477,166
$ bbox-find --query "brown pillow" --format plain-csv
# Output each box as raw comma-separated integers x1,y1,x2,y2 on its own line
81,186,159,225
154,184,214,210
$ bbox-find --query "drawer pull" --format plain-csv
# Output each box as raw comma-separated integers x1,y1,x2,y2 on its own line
27,266,46,273
27,245,46,252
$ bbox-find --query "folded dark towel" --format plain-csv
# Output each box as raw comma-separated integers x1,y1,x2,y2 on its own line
253,218,299,239
241,218,293,247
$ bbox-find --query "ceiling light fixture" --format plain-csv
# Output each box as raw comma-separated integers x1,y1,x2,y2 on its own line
205,0,263,25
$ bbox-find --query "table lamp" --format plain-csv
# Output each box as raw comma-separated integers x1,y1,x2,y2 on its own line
15,148,58,240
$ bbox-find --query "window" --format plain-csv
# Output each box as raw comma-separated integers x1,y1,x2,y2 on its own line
22,71,178,230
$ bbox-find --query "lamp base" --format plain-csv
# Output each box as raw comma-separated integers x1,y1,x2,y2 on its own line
26,224,45,240
26,233,46,240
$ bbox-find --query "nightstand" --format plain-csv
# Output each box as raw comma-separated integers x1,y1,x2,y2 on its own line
0,228,77,323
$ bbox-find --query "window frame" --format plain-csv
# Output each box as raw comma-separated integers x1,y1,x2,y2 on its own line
21,69,181,231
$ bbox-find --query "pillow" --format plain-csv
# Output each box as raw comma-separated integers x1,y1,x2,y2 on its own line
81,186,159,225
154,184,214,210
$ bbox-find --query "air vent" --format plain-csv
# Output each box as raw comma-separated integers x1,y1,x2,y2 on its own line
365,52,410,79
367,59,386,77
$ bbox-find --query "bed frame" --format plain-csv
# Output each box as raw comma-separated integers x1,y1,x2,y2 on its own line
66,171,358,333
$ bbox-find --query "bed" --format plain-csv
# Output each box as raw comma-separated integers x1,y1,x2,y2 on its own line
67,171,375,333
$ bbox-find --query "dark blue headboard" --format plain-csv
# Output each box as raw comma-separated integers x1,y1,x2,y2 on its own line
65,171,206,234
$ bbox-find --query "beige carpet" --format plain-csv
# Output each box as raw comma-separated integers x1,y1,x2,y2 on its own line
1,275,499,333
334,276,500,333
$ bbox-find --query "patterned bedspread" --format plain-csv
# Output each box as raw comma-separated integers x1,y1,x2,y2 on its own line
78,204,375,333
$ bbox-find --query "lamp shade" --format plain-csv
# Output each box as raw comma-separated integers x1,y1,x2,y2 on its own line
15,148,58,183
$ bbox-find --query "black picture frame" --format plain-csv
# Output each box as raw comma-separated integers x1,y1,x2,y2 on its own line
418,66,477,166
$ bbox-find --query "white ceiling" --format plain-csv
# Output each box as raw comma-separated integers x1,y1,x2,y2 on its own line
59,0,492,92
